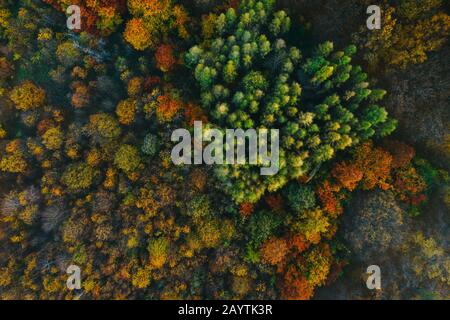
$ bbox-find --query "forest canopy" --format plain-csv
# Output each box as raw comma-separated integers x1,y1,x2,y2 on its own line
0,0,448,301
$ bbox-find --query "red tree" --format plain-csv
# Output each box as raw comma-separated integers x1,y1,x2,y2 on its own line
155,44,177,72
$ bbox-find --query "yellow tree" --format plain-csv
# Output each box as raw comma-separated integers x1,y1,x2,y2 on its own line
9,81,45,111
354,2,450,69
116,98,137,125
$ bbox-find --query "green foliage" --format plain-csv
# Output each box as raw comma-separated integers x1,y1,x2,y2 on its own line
414,158,440,188
185,194,212,220
73,245,88,265
187,0,395,203
292,208,330,243
245,244,260,263
285,182,316,211
141,133,160,157
246,210,282,247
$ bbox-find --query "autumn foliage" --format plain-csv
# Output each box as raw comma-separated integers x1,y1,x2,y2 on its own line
239,202,254,217
155,44,177,72
9,81,45,111
156,94,182,122
316,180,342,217
0,0,445,301
353,141,393,190
124,18,151,51
383,140,415,168
280,266,314,300
331,161,363,191
260,237,288,265
43,0,126,35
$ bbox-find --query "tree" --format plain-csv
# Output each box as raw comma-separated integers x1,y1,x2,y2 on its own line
292,208,330,244
43,0,126,35
41,204,65,233
155,44,177,72
285,183,316,211
61,163,96,191
148,237,169,268
95,5,124,34
408,231,449,288
123,0,189,51
343,190,405,260
62,216,86,243
127,77,143,97
114,144,141,174
198,217,222,248
353,141,393,190
239,202,254,217
353,1,450,69
0,150,27,173
0,125,6,139
155,94,182,122
382,140,415,169
184,102,208,126
387,12,450,68
141,133,160,156
260,237,288,265
71,82,90,109
132,267,151,289
288,234,309,253
231,275,252,298
9,81,45,111
123,18,151,51
56,41,81,67
316,180,342,217
116,99,137,125
88,113,122,140
42,127,64,150
331,161,363,191
281,266,314,300
304,244,332,287
265,194,284,213
247,210,282,247
393,165,427,205
0,57,12,82
185,195,212,220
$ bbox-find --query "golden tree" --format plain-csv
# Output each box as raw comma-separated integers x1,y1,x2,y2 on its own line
9,81,45,111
